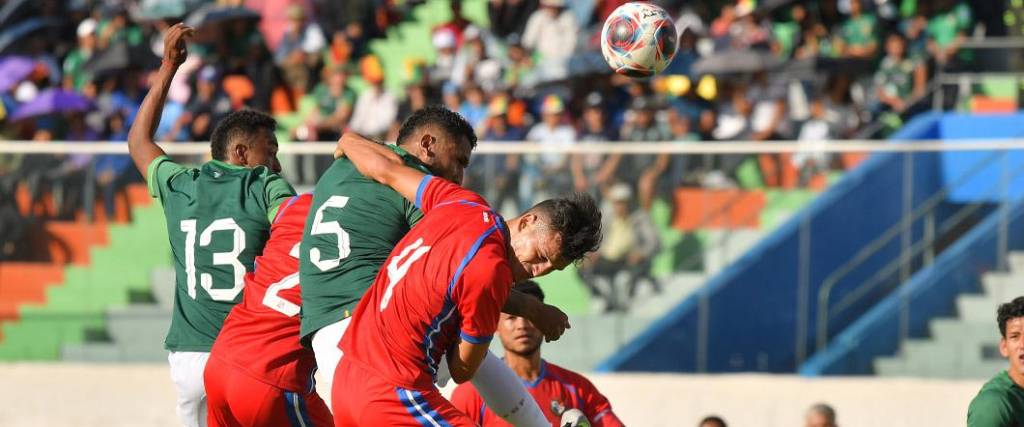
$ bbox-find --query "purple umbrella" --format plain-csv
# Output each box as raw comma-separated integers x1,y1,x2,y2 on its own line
0,56,34,92
10,88,93,121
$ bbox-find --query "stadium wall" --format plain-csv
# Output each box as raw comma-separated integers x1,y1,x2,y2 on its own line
598,112,1024,373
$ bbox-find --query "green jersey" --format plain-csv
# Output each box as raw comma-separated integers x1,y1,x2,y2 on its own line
148,156,295,352
968,370,1024,427
298,146,428,342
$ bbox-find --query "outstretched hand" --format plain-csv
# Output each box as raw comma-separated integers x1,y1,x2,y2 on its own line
163,23,195,67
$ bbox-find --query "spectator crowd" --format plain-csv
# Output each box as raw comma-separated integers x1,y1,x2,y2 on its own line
0,0,990,304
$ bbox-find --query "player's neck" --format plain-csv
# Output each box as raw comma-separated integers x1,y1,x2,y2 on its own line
1008,365,1024,389
505,351,543,383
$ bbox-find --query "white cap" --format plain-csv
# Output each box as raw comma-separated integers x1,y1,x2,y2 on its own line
77,18,97,38
609,183,632,202
432,29,456,49
14,81,38,103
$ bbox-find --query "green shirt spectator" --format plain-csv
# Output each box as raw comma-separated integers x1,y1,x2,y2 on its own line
63,18,98,91
927,2,972,65
874,34,926,112
838,0,878,58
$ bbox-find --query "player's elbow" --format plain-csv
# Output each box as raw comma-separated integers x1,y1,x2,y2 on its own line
448,365,478,385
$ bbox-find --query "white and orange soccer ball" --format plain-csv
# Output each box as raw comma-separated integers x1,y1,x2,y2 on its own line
600,2,678,78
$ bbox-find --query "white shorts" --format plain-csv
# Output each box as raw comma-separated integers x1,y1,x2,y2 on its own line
168,351,209,427
312,318,544,426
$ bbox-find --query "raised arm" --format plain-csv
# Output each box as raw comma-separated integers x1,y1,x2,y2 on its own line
335,132,426,202
128,23,194,176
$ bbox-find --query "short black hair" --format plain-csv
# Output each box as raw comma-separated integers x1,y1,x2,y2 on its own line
513,280,545,303
527,192,602,264
396,105,477,149
210,109,277,161
699,416,727,427
998,297,1024,338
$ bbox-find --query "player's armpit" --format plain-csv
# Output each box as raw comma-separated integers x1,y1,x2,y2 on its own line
447,340,491,384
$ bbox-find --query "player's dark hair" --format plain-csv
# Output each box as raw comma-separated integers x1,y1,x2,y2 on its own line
699,415,727,427
527,192,602,264
396,105,477,149
513,280,545,303
210,109,277,161
998,297,1024,338
808,403,836,423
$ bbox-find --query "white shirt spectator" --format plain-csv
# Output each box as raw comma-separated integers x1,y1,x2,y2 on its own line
349,86,397,138
526,122,576,170
521,4,578,79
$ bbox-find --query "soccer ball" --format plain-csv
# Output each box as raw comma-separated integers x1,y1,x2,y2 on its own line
600,2,678,78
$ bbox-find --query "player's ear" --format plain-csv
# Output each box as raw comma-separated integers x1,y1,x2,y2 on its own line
419,133,434,156
232,141,249,166
1001,337,1011,358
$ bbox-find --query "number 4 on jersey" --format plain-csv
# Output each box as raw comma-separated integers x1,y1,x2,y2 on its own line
380,238,431,311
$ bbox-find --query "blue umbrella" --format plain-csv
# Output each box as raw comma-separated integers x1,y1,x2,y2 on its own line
185,4,260,29
0,55,34,92
10,88,93,120
0,17,59,55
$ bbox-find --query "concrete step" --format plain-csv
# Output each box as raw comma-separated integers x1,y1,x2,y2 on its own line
703,230,764,275
628,272,707,316
875,354,1007,379
930,318,1001,344
61,342,166,363
541,314,660,371
106,305,170,346
1009,252,1024,273
958,294,1005,323
980,271,1024,304
150,267,176,309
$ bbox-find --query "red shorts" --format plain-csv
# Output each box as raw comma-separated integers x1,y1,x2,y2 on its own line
332,358,473,426
204,355,333,427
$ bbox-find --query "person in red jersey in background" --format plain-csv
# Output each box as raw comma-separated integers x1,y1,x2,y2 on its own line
451,280,624,426
330,133,602,426
204,194,333,427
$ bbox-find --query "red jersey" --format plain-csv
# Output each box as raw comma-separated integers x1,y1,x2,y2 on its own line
450,360,624,427
340,175,512,390
209,194,316,392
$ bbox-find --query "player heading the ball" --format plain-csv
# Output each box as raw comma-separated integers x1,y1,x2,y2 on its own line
331,133,602,426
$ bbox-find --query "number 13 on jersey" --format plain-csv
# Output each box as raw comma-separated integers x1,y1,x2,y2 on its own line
180,218,247,302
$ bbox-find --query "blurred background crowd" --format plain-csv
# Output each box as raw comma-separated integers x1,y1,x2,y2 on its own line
0,0,1009,309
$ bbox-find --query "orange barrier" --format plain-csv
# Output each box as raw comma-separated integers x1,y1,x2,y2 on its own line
672,188,766,231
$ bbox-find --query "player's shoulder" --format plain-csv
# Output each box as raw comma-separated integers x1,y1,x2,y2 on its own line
546,361,597,388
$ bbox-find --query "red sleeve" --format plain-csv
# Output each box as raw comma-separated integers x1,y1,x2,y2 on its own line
452,232,512,345
414,175,488,214
578,376,623,427
449,382,486,424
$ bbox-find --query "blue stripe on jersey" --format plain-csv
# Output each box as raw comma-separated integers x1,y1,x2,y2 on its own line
522,360,547,388
415,175,434,209
421,299,456,379
420,224,500,380
397,388,453,427
283,391,303,427
273,194,302,224
459,331,492,344
295,391,314,427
